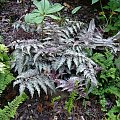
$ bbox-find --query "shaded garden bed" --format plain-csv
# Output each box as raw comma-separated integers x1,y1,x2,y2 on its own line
0,0,120,120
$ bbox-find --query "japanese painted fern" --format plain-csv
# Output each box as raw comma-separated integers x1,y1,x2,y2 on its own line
9,19,120,97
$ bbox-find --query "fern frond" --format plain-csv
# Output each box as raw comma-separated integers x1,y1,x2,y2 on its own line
0,71,14,95
66,57,72,70
0,44,14,96
57,76,85,92
30,79,41,96
56,56,66,70
16,69,38,79
14,72,55,97
73,57,79,67
0,93,27,120
65,90,77,114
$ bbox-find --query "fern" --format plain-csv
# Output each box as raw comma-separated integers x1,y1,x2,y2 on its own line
105,86,120,98
14,69,55,97
9,19,120,97
106,101,120,120
57,19,120,52
91,49,120,119
0,92,28,120
0,71,14,95
92,50,117,83
0,44,14,95
65,90,77,114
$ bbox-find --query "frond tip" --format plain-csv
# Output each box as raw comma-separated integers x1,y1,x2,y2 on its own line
0,92,27,120
14,71,55,97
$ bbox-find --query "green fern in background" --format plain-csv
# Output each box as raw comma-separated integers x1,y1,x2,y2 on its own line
0,71,14,95
0,92,28,120
65,90,77,114
0,44,14,95
92,50,120,119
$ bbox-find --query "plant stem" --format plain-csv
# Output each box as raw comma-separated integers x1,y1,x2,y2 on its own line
99,0,108,28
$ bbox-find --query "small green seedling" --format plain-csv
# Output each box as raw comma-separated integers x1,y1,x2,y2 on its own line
51,96,61,105
25,0,64,24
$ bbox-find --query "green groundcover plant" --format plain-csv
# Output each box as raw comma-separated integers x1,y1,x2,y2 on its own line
0,93,28,120
25,0,64,24
0,44,14,95
92,50,120,119
99,0,120,35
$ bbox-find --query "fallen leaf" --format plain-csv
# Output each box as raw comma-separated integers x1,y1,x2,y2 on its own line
37,103,43,112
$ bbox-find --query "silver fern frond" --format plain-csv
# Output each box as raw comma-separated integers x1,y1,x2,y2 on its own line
57,76,85,92
14,73,55,97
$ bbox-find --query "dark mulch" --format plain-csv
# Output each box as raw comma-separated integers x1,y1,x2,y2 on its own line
0,0,99,45
0,0,105,120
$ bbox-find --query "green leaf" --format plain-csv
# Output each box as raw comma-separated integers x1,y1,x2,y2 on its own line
115,8,120,12
46,15,61,20
106,68,116,79
72,6,81,14
104,25,112,32
116,100,120,107
33,0,44,14
25,13,44,24
103,6,110,10
92,0,99,4
0,62,5,72
25,13,39,23
46,3,64,14
105,86,120,98
40,0,50,11
32,9,41,14
33,16,44,24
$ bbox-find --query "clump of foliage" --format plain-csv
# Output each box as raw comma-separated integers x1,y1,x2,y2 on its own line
10,20,96,97
106,97,120,120
11,40,56,97
65,90,77,114
0,92,28,120
8,0,120,100
91,0,120,35
24,0,64,38
9,15,120,98
0,44,14,95
115,56,120,71
91,50,120,119
99,0,120,35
